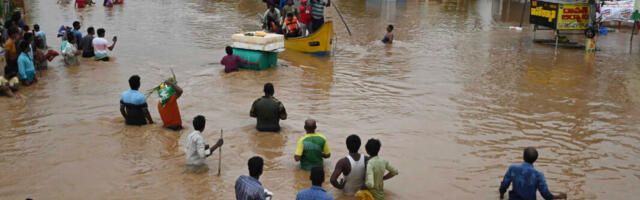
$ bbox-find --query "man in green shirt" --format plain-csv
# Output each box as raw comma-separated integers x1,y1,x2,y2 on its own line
295,119,331,170
250,83,287,132
365,138,398,200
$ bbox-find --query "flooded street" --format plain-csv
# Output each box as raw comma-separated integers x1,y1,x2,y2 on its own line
1,0,640,199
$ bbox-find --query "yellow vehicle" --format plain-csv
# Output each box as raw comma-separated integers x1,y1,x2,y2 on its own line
284,21,333,55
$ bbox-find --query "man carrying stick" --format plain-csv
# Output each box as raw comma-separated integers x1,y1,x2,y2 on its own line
185,115,224,173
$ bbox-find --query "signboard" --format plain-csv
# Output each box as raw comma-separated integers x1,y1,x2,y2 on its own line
557,3,590,30
601,0,635,22
530,0,558,29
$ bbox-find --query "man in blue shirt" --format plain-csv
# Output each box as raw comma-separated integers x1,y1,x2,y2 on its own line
499,147,567,200
72,21,83,47
296,167,333,200
120,75,154,125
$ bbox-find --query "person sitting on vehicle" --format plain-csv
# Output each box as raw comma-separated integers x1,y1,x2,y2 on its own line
263,4,282,33
282,0,299,22
284,13,301,38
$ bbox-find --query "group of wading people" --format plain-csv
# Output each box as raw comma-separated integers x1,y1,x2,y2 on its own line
119,76,567,200
1,11,117,98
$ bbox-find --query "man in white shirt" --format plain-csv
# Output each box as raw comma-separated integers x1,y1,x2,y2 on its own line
185,115,223,172
92,28,117,61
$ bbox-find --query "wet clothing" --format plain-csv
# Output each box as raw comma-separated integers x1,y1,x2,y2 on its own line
220,54,248,73
81,34,95,57
35,48,48,70
157,94,182,130
365,156,399,200
17,52,35,81
92,37,110,60
295,133,330,171
344,154,366,195
185,130,211,166
235,175,266,200
120,90,148,125
500,162,556,200
63,43,79,66
72,30,83,46
36,31,47,48
296,186,333,200
61,40,70,53
250,96,286,132
382,34,390,43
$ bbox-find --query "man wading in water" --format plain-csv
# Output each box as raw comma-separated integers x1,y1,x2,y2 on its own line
250,83,287,132
185,115,223,173
330,134,366,195
120,75,153,125
499,147,567,200
295,119,331,170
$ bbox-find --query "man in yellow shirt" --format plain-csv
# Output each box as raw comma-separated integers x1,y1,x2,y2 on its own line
294,119,330,170
365,139,398,200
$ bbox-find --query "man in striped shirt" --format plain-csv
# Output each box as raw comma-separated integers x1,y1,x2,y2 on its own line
310,0,330,33
235,156,272,200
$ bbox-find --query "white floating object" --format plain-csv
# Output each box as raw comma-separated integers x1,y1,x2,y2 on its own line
509,26,523,31
232,32,284,51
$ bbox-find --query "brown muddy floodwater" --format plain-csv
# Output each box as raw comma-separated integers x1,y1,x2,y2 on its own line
1,0,640,199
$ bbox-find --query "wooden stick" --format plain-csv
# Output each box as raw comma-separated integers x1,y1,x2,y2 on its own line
218,129,223,176
519,0,528,27
332,2,352,36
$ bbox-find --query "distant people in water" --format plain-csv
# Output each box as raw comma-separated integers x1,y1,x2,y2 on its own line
499,147,567,200
81,27,96,58
250,83,287,132
4,28,20,76
330,134,366,195
17,41,37,86
33,37,52,70
120,75,154,125
92,28,117,61
62,34,81,66
220,46,258,73
296,167,334,200
72,21,83,47
33,24,47,48
382,24,393,44
295,119,331,171
103,0,122,7
185,115,224,173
